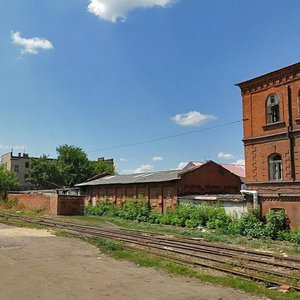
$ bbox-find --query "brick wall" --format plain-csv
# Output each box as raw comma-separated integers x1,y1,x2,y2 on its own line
260,195,300,228
57,195,84,215
7,193,57,214
179,161,242,194
84,182,178,213
7,193,84,216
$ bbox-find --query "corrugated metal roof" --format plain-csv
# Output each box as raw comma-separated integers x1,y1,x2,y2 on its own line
76,169,180,187
219,163,245,178
182,161,245,178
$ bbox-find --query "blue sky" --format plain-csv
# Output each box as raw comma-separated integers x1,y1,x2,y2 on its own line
1,0,300,173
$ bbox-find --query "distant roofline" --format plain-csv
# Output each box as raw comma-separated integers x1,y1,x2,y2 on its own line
0,152,55,160
235,61,300,89
187,160,245,166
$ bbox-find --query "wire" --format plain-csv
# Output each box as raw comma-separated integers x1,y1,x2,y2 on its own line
87,120,241,153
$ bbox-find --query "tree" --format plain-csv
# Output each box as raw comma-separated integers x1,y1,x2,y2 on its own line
0,165,18,198
57,144,91,187
28,155,61,189
89,160,115,177
28,144,116,188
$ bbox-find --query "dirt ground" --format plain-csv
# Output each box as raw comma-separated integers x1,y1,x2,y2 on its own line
0,223,265,300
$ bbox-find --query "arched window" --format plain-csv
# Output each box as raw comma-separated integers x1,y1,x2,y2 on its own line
269,154,282,181
266,94,280,124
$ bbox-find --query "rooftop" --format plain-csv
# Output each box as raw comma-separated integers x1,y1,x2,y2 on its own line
235,61,300,90
76,169,181,187
182,161,245,178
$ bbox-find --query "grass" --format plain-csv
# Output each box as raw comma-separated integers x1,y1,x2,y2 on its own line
2,208,300,257
56,214,300,257
0,216,45,230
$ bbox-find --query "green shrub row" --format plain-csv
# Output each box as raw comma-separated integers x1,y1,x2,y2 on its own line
84,197,300,243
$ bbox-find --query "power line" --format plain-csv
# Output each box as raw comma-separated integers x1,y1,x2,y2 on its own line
87,120,241,153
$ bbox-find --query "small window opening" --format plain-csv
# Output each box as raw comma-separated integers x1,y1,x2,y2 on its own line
14,165,19,173
266,94,280,123
269,154,282,181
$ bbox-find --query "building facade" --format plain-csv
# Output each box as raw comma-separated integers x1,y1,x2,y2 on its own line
1,152,32,190
77,161,243,213
236,62,300,227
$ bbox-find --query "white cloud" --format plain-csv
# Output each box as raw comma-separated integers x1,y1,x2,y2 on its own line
233,159,245,165
176,161,188,170
119,157,128,162
11,31,54,55
218,152,235,160
133,164,154,173
152,156,163,161
171,111,217,126
87,0,177,22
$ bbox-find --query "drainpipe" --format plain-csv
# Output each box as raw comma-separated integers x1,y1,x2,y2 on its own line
240,189,258,210
287,85,296,181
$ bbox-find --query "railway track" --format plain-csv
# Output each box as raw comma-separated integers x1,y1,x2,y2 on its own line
1,212,299,292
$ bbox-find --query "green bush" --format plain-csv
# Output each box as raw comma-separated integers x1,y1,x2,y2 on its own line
235,213,266,238
120,196,151,221
185,218,199,228
205,204,231,230
226,218,242,235
147,211,161,224
159,210,175,225
84,198,300,244
277,227,300,244
265,210,288,239
288,229,300,244
84,200,118,216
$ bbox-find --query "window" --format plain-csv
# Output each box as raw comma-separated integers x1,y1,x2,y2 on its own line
266,94,280,123
298,90,300,113
269,154,282,181
25,161,29,168
14,165,19,173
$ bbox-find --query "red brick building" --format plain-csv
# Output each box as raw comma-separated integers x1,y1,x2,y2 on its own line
77,160,242,213
236,62,300,227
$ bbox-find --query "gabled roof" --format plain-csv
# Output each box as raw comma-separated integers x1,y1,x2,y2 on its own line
182,161,245,178
75,169,180,187
76,160,244,187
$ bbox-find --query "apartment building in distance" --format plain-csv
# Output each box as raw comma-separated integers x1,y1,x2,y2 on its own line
236,62,300,227
1,152,32,190
1,151,115,191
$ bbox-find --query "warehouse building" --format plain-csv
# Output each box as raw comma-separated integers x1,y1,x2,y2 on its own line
76,160,243,213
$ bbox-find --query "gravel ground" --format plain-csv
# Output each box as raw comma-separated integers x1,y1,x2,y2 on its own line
0,223,265,300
